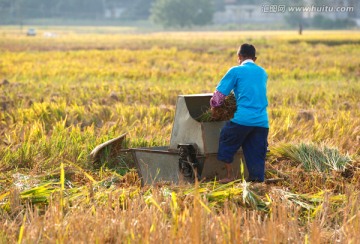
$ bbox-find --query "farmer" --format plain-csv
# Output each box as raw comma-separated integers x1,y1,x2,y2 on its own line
210,43,269,183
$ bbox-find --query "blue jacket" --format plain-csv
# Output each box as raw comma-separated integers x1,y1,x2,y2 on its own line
216,61,269,128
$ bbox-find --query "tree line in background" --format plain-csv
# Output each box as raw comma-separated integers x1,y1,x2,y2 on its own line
0,0,153,21
151,0,214,28
0,0,357,29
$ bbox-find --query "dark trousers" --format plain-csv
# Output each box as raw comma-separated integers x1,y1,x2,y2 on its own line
218,121,269,182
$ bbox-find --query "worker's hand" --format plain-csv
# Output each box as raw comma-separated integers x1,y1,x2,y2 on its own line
211,107,222,121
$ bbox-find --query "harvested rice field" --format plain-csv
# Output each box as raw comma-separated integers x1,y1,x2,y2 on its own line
0,28,360,243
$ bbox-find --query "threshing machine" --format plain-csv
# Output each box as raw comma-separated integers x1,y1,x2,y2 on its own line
91,94,246,185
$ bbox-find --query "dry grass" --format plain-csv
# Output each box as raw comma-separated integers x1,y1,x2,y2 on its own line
1,181,359,243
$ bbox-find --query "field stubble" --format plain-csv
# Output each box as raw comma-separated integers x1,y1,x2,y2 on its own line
0,29,360,243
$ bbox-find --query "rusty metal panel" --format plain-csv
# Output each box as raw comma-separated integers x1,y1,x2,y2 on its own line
170,96,204,153
201,122,225,153
170,94,227,154
200,153,248,180
132,147,180,185
132,146,247,185
90,133,127,163
182,94,213,119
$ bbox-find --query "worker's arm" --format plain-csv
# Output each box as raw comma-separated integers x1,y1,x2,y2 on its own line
215,67,237,96
210,67,237,119
210,67,237,106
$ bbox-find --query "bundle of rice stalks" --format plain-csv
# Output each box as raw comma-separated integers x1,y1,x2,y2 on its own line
183,180,270,212
0,163,140,211
20,182,58,204
271,143,352,173
197,93,237,122
273,189,346,219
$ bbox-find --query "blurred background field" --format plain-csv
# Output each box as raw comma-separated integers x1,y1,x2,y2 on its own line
0,29,360,243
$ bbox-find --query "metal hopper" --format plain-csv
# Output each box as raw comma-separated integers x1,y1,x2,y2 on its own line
91,93,246,185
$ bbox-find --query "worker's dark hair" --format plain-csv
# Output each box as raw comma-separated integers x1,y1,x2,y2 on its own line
238,43,256,58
